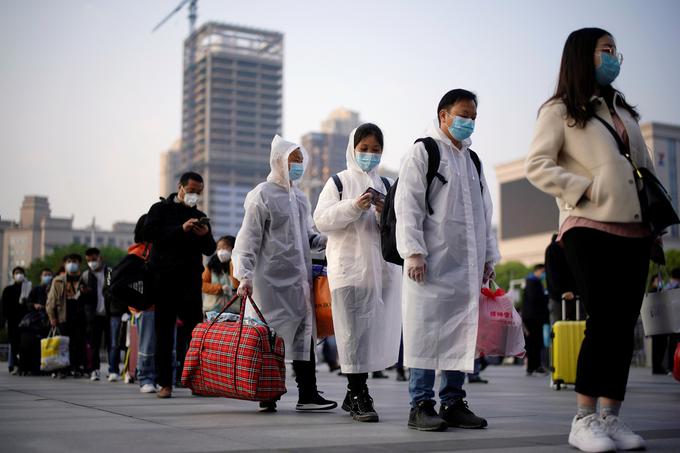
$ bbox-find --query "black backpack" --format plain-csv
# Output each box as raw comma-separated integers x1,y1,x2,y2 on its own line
107,246,154,313
379,137,483,266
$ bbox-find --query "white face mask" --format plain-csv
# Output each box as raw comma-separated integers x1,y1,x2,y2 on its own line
217,250,232,263
87,261,99,271
65,262,79,274
14,273,25,283
183,192,201,207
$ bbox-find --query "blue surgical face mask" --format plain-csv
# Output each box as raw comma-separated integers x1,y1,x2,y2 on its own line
42,275,53,285
65,262,79,274
289,162,304,181
448,115,475,141
355,152,381,172
595,52,621,86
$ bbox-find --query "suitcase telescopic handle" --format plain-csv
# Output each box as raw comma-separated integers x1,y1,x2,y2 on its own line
561,296,582,321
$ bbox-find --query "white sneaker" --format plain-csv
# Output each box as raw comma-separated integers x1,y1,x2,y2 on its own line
568,414,617,452
107,373,120,382
140,384,157,394
602,415,646,450
90,370,100,381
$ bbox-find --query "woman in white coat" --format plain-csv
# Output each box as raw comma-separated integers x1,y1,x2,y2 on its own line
233,135,336,413
314,123,402,423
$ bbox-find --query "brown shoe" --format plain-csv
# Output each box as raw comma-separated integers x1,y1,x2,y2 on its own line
157,386,172,399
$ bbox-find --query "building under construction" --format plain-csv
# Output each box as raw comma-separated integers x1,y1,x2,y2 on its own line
179,22,284,236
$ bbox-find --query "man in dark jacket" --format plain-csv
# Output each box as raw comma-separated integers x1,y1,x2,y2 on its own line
1,267,30,374
144,171,216,398
545,234,581,323
522,264,549,376
80,247,119,381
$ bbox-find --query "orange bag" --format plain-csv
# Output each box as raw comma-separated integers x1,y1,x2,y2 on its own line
313,264,334,338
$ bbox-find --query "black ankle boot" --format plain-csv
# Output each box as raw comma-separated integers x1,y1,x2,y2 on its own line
408,400,447,431
349,389,379,422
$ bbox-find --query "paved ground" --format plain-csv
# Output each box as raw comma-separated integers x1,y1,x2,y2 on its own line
0,364,678,453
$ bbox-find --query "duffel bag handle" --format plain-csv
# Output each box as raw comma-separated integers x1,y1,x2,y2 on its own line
195,293,274,394
203,293,271,330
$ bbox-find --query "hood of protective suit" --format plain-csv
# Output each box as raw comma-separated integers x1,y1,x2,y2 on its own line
345,128,381,176
267,135,309,189
425,119,472,150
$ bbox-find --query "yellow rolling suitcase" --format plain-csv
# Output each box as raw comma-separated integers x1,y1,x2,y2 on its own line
550,298,585,390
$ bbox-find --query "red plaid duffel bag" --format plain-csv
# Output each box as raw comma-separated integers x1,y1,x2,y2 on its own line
181,294,286,401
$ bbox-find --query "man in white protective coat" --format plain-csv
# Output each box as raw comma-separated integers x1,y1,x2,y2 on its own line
232,135,337,413
314,123,402,423
395,89,500,431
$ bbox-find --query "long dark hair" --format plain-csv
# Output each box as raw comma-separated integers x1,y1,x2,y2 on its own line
544,27,638,128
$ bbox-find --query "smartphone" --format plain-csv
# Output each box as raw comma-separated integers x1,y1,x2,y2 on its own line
196,217,211,226
363,187,385,205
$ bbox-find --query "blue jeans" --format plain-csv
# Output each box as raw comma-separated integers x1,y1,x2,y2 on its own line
409,368,466,407
467,358,482,379
136,311,156,386
108,315,122,374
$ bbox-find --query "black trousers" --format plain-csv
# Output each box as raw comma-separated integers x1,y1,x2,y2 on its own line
86,314,109,372
346,373,369,394
562,228,651,401
60,299,87,372
154,272,202,388
524,318,545,372
7,322,20,371
651,334,670,373
291,338,318,399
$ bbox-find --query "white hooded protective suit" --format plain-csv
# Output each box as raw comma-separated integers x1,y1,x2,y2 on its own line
233,135,323,362
313,129,402,373
395,121,500,372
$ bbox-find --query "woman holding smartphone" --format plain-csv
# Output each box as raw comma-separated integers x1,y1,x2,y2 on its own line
314,123,402,423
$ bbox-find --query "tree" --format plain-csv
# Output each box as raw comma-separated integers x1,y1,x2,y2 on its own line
25,244,127,285
494,261,530,291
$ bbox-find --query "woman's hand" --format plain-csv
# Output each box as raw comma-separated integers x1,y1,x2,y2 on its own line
353,193,372,211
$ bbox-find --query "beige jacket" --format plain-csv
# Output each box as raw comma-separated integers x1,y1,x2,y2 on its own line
525,94,654,227
46,274,80,324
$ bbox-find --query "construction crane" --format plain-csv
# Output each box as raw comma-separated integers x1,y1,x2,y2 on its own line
152,0,198,34
152,0,199,179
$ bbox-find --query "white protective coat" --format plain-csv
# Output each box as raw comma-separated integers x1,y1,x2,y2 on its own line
313,129,402,373
232,135,319,362
395,121,500,372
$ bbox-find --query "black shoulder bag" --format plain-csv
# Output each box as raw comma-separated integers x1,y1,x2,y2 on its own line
593,114,679,234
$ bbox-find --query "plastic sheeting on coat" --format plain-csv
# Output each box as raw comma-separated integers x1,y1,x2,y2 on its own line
313,128,402,373
232,135,322,362
395,121,500,372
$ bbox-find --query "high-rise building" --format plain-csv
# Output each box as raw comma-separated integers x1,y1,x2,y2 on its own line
495,121,680,265
159,139,181,197
300,109,361,208
321,108,360,136
178,22,284,237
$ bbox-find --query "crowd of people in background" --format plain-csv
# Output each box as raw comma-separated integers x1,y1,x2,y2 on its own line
2,26,680,453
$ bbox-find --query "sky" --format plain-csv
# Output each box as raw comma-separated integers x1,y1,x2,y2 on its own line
1,0,679,229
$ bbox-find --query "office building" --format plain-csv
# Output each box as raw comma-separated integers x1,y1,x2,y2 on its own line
300,108,361,208
1,196,135,288
159,139,181,197
178,22,283,237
